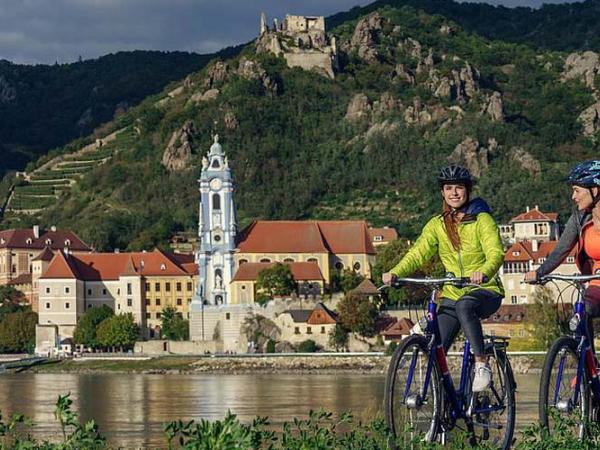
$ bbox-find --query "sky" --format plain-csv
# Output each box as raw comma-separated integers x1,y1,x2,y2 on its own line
0,0,585,65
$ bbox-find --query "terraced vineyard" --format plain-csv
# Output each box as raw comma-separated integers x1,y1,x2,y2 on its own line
8,129,136,213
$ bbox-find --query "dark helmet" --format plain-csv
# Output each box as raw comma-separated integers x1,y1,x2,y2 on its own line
566,160,600,188
437,164,473,187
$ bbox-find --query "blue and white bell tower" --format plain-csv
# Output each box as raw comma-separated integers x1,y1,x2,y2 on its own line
194,134,237,306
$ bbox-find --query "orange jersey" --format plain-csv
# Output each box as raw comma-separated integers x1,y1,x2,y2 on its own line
583,225,600,286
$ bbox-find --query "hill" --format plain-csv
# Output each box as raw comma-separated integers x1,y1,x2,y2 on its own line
0,48,240,176
1,3,599,251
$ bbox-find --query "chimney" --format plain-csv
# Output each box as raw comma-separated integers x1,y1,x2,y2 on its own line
50,225,57,232
531,239,538,253
534,205,539,211
526,206,530,213
33,225,40,239
114,248,120,253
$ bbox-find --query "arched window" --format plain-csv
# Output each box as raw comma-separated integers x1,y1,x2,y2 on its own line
239,259,248,266
260,258,271,263
353,262,361,271
307,258,318,263
335,262,344,270
211,159,220,169
283,258,295,263
212,194,221,210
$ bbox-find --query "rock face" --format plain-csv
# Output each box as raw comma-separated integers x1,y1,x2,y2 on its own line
509,147,541,178
349,12,384,63
448,137,489,177
345,92,402,122
481,91,504,122
578,102,600,139
237,57,279,94
563,51,600,89
0,76,16,103
162,120,194,172
224,111,239,130
204,61,229,89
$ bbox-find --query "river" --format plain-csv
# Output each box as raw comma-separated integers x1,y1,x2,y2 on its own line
0,373,540,449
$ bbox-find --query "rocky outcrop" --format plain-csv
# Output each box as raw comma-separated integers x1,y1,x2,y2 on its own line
345,93,371,122
204,61,229,89
237,57,279,95
0,76,16,103
429,62,480,103
241,314,281,352
224,111,239,130
364,120,400,141
403,98,448,127
448,137,491,177
509,147,541,178
349,12,384,63
345,92,403,123
481,91,504,122
161,120,194,172
392,64,415,85
562,51,600,90
578,102,600,139
189,88,220,104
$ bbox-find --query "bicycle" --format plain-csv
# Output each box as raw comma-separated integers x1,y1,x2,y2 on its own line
382,276,516,449
537,273,600,437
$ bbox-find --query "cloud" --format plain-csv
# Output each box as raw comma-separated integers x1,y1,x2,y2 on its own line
0,0,585,65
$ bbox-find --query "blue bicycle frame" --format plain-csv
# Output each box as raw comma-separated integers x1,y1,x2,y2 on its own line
555,288,600,407
405,285,506,422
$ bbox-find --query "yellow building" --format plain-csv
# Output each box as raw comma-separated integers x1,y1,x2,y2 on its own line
234,220,376,293
36,249,197,343
230,261,324,304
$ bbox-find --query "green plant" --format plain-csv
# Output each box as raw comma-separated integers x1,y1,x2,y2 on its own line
266,338,276,353
296,339,318,353
96,313,139,351
73,305,114,349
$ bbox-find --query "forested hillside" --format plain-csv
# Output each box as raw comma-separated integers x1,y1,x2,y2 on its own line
2,3,599,251
0,48,240,176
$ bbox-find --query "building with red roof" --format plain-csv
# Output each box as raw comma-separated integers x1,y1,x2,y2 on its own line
368,227,398,247
0,226,91,307
500,239,577,306
36,249,198,346
499,206,560,244
234,220,376,291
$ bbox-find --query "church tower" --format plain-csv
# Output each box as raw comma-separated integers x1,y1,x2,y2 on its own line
194,135,237,306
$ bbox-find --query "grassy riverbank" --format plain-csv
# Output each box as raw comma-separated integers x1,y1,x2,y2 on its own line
29,354,547,375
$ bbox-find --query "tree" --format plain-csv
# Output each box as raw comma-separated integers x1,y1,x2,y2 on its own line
371,239,445,306
96,313,139,351
161,306,189,341
337,293,379,338
526,286,566,350
297,339,318,353
73,305,114,349
0,310,37,353
331,269,364,293
329,324,349,351
256,263,296,303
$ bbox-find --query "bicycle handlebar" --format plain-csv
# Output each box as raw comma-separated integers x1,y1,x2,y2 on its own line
378,276,484,291
535,273,600,285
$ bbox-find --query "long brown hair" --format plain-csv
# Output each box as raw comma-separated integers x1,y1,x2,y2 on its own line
442,200,462,250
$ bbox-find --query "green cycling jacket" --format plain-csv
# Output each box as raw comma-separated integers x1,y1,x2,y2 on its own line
389,212,505,300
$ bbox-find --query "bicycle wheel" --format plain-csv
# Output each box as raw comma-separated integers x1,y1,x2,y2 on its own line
539,336,590,438
384,334,442,448
466,345,516,450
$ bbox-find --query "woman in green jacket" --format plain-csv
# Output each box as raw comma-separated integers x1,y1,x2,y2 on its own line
382,165,505,392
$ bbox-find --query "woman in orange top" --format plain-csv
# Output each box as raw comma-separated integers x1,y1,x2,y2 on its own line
525,160,600,340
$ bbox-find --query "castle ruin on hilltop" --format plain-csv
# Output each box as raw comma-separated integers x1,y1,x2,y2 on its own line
256,13,338,79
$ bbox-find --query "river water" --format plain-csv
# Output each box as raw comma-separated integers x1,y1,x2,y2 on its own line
0,372,540,449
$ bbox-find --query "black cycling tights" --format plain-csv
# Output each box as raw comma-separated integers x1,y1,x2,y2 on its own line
585,286,600,354
437,289,503,357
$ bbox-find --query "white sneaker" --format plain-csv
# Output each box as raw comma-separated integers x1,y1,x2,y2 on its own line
472,362,492,392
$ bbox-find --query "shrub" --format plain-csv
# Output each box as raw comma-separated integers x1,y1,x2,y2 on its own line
296,339,318,353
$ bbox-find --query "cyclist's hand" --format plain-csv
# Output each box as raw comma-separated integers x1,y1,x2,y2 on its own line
382,272,396,285
524,271,538,284
470,271,486,284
